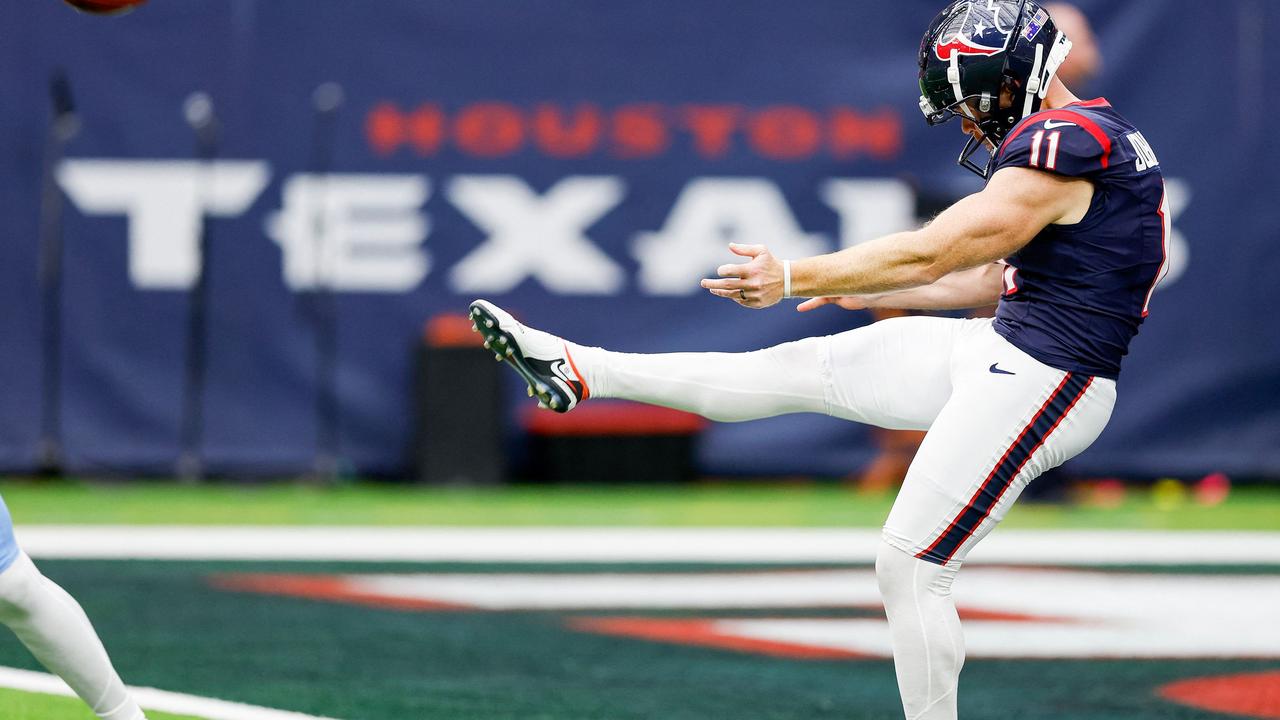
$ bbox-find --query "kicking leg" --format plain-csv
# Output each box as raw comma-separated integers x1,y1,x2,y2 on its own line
471,299,960,427
876,323,1116,719
583,314,962,425
572,340,830,422
0,499,146,720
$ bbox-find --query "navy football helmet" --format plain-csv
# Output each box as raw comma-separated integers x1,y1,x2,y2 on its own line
918,0,1073,177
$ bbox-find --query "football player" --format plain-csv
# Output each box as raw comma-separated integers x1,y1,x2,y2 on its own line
472,1,1167,717
0,497,147,719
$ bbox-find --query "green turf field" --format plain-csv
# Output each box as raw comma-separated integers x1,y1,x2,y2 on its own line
1,479,1277,529
0,480,1275,719
0,559,1273,720
0,688,199,720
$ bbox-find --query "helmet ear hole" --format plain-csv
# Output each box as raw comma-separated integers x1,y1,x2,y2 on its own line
999,75,1022,108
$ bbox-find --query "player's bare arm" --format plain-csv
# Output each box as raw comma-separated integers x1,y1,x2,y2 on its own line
795,262,1005,312
700,165,1092,309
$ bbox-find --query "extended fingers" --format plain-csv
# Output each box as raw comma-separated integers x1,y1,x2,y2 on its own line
716,262,748,278
709,287,751,307
708,287,761,308
728,243,767,258
700,277,744,291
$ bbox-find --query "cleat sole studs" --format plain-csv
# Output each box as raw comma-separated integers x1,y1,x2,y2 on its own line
485,319,494,328
499,336,508,344
483,340,491,349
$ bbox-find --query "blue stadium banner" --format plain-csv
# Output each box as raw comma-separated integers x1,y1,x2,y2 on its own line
2,0,1277,476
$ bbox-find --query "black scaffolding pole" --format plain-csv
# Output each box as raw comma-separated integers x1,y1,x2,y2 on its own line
37,69,80,475
177,92,220,482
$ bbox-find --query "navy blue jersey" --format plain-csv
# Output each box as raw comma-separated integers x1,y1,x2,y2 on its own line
991,98,1169,379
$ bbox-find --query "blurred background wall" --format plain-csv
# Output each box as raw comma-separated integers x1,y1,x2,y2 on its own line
1,0,1276,479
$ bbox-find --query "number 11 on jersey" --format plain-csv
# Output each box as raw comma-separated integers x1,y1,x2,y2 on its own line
1029,130,1061,170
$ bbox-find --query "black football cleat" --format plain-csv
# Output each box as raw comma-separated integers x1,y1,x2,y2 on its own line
469,299,589,413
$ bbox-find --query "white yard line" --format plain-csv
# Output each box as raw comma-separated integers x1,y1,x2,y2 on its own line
0,666,341,720
13,526,1280,564
329,568,1280,658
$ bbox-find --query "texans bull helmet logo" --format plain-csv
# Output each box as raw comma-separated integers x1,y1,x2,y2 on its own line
933,0,1015,61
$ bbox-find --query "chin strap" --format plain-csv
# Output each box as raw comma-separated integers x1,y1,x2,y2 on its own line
1021,42,1046,119
949,55,976,119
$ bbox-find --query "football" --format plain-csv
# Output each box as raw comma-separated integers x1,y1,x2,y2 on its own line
64,0,146,15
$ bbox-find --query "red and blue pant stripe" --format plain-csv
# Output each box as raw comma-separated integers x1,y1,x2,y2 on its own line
916,372,1094,566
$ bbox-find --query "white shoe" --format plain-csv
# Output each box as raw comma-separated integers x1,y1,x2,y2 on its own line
469,300,589,413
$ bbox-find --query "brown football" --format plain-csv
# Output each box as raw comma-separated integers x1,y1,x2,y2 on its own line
64,0,147,15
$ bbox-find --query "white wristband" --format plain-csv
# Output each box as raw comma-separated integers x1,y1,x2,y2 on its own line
783,260,792,299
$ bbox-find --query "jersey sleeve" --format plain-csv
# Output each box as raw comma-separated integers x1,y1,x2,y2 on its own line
995,115,1109,178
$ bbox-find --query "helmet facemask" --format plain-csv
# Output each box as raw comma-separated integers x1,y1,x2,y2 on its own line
922,82,1023,177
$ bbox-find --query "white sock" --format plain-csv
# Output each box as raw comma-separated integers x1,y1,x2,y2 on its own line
0,553,145,720
571,337,829,422
876,541,964,720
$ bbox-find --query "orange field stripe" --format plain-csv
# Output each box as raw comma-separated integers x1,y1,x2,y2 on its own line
567,617,874,660
208,574,472,612
1158,670,1280,719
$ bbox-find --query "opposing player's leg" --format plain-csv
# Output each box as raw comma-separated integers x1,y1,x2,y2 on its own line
0,496,147,720
875,322,1116,720
471,299,960,427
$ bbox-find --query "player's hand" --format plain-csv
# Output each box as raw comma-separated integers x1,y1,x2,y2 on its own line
699,243,785,309
795,296,873,312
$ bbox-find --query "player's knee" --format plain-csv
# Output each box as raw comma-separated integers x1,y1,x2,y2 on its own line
0,553,42,623
875,540,915,605
763,337,828,379
876,539,958,606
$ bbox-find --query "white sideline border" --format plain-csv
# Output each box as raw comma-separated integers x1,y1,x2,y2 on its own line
14,526,1280,564
0,666,340,720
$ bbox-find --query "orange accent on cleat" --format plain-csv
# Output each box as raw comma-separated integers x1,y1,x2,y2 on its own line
562,343,590,400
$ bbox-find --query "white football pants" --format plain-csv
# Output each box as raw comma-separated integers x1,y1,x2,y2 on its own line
574,316,1116,719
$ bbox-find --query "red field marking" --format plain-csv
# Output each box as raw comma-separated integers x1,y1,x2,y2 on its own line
209,574,471,612
1159,670,1280,719
568,617,873,660
954,606,1077,623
